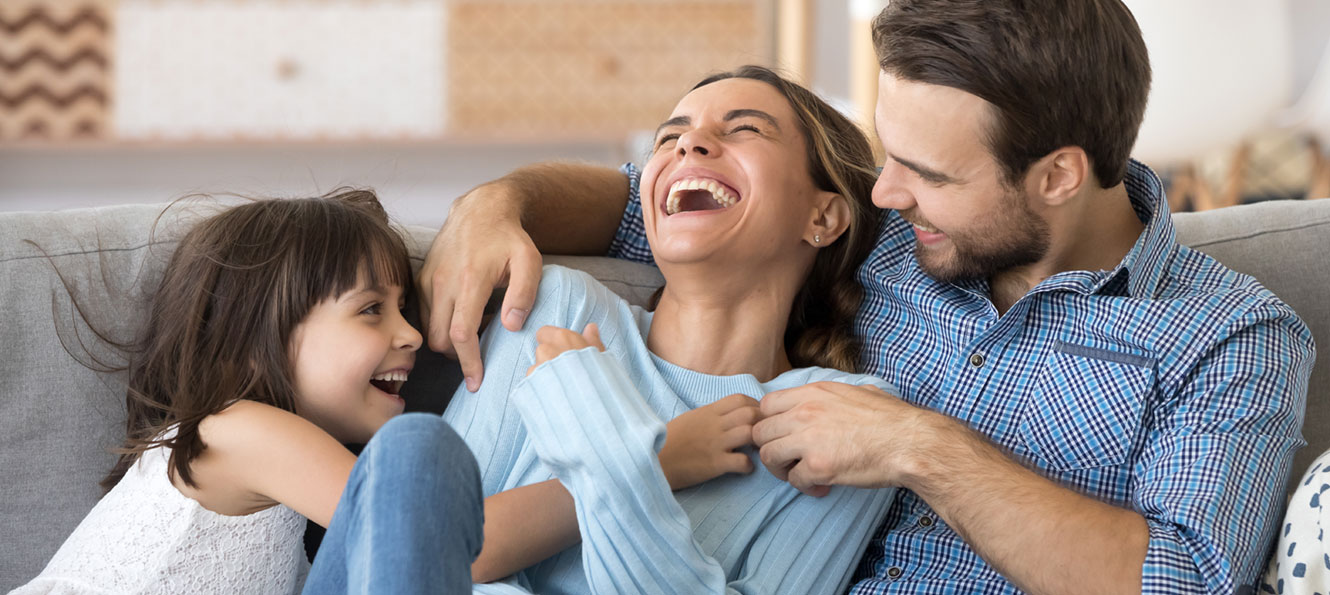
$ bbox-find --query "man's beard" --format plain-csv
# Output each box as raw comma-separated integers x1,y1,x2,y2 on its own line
908,188,1050,284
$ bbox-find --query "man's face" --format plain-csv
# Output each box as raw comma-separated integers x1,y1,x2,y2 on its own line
871,72,1049,283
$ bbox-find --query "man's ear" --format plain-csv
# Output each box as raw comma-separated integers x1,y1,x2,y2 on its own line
1028,147,1091,207
805,191,851,247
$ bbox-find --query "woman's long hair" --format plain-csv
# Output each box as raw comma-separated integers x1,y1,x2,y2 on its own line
100,190,412,490
686,66,879,372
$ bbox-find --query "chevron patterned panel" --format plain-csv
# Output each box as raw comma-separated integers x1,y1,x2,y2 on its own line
0,1,113,142
448,0,774,140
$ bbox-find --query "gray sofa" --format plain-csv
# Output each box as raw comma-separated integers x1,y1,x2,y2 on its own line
1,199,1326,590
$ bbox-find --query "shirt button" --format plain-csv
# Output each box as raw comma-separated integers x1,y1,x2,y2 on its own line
918,516,934,528
887,566,903,579
969,353,985,367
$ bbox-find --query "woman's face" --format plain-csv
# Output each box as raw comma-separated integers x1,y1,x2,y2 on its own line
640,78,830,269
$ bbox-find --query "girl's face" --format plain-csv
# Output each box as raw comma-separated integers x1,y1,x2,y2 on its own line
288,276,421,444
640,78,834,268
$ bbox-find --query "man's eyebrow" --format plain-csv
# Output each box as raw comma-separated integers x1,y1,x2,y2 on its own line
654,116,691,138
890,153,962,184
724,109,780,131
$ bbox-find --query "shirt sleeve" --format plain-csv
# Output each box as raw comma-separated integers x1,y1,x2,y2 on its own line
1134,301,1314,594
511,347,895,595
606,162,655,266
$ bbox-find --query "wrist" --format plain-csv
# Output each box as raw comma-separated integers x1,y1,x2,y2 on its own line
892,409,976,495
453,179,524,226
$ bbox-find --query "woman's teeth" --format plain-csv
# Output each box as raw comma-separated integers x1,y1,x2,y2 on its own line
666,178,738,216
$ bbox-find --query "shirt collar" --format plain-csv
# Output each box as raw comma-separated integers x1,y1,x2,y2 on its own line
1092,159,1176,298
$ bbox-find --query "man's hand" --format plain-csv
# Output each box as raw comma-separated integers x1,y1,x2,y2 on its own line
419,182,543,392
526,324,605,375
752,381,936,497
659,394,760,491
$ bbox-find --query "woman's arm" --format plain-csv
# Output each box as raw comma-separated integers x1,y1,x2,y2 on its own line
473,325,761,583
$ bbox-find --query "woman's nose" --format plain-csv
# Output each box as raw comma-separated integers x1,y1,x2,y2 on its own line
676,129,715,158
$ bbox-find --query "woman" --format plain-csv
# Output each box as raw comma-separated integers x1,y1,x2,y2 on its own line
305,66,896,594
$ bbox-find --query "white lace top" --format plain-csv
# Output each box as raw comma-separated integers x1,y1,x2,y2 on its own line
12,439,309,595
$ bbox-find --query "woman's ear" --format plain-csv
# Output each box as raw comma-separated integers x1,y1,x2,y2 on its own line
805,191,851,247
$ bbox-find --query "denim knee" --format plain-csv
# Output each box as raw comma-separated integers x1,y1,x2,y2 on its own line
363,414,482,507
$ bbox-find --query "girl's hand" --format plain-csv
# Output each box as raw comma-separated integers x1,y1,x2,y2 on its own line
660,394,760,491
526,323,605,375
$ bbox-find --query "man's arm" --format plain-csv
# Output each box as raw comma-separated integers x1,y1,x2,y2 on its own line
752,382,1147,595
753,303,1313,595
418,162,629,390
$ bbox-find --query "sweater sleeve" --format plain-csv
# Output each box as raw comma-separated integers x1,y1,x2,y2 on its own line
511,347,895,595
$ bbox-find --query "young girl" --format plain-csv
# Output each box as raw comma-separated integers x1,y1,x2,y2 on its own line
13,191,429,594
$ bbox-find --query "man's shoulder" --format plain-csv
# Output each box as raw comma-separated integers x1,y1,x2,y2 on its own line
1155,244,1305,328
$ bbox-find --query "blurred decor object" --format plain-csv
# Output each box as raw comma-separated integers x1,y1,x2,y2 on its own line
0,1,112,142
448,0,774,140
1281,38,1330,199
1125,0,1294,211
114,0,446,141
850,0,889,164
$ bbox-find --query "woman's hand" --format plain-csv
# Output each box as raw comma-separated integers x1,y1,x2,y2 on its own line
660,394,760,491
526,324,605,375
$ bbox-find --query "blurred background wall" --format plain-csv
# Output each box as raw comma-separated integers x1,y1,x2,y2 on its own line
1,0,1327,227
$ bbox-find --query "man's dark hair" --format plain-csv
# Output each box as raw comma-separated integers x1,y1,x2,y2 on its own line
873,0,1152,188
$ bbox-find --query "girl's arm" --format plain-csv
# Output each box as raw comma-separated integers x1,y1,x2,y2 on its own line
184,400,355,528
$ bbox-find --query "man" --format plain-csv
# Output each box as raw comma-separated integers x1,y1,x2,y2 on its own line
418,1,1314,593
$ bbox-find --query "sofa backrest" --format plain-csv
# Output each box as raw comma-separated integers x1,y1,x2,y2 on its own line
0,198,1325,590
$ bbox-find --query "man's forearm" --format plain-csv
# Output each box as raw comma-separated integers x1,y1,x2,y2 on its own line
902,416,1149,595
455,162,630,256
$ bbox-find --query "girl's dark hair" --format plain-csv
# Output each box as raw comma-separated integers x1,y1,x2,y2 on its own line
101,190,412,490
666,65,879,372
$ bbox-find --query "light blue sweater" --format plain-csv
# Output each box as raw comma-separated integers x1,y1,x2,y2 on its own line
443,266,898,594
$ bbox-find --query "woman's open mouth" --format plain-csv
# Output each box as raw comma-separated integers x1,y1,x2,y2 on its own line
665,177,741,216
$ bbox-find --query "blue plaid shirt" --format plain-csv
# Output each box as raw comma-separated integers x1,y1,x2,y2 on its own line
606,160,1314,594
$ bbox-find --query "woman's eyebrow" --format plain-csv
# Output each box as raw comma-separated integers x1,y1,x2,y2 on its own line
724,109,780,131
654,116,691,138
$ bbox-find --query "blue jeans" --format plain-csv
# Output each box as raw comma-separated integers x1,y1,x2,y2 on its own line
303,413,484,594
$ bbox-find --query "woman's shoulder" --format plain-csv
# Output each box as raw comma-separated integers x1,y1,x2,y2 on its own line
769,366,894,394
529,264,635,328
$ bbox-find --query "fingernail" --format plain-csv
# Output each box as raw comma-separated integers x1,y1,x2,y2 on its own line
506,308,528,329
465,377,477,392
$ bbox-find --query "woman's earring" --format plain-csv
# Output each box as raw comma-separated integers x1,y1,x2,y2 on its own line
814,234,821,245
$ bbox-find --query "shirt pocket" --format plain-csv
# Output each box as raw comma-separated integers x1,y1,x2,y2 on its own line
1018,340,1156,470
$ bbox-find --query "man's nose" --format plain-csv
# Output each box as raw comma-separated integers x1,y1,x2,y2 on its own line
872,161,914,210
